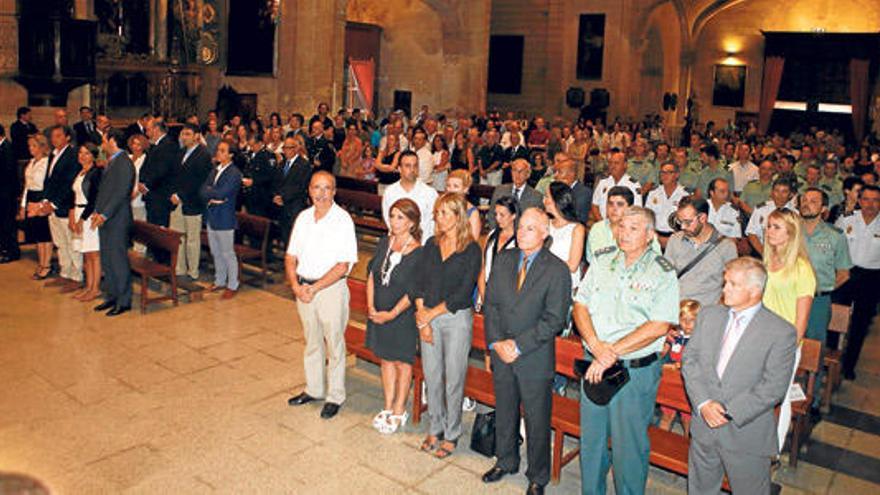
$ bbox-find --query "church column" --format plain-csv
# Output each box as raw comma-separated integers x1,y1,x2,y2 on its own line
289,0,347,113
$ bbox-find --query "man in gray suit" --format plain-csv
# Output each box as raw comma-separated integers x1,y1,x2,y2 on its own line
486,158,543,230
481,208,572,494
682,256,797,494
91,129,136,316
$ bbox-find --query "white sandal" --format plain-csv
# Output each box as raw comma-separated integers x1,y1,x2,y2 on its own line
372,410,392,430
379,411,409,435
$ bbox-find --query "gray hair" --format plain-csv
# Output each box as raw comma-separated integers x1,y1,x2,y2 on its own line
725,256,767,291
622,206,655,233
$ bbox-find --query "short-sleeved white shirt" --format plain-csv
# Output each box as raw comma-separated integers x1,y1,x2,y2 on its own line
382,179,438,242
592,174,643,218
286,203,359,279
728,160,759,192
835,211,880,269
708,201,743,238
645,184,689,233
745,201,794,243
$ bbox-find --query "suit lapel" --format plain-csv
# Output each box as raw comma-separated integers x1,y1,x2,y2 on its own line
717,308,764,382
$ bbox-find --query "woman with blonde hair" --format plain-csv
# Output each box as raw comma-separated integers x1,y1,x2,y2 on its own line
414,192,482,459
444,169,481,240
19,134,53,279
762,208,816,453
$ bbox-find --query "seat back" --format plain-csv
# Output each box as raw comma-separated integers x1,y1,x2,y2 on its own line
336,189,383,215
236,211,271,241
828,303,852,335
554,336,584,379
347,278,368,314
131,220,182,255
472,313,489,352
798,338,822,374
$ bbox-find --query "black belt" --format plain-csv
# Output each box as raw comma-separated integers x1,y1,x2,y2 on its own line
620,353,659,369
297,276,319,285
816,290,833,297
656,231,673,238
75,204,88,207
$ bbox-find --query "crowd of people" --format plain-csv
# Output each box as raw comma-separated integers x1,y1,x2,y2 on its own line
1,101,879,494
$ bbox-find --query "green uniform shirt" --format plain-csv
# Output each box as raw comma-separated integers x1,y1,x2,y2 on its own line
805,221,852,292
627,158,656,186
680,162,703,192
697,166,733,196
575,247,679,359
740,179,773,209
819,176,843,206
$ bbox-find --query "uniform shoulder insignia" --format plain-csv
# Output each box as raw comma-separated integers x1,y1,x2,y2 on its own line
654,255,675,272
594,245,617,258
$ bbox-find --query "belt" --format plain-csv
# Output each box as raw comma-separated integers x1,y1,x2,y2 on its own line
656,231,673,238
620,353,659,369
296,276,319,285
816,290,833,297
75,204,87,208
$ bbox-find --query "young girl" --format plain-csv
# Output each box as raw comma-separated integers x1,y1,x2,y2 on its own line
658,299,700,433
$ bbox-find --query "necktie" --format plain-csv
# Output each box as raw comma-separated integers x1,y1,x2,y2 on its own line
716,313,744,378
516,260,528,291
283,159,293,176
514,187,521,200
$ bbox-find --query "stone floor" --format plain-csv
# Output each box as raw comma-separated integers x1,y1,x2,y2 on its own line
0,248,878,494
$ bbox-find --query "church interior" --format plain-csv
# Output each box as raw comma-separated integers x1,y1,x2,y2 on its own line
1,0,880,493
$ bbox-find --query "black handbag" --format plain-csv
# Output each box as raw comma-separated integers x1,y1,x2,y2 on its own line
574,358,630,405
470,411,496,457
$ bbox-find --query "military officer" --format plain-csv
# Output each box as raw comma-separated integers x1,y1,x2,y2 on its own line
591,151,642,220
696,145,733,199
706,178,743,239
645,161,689,244
627,141,657,192
819,160,844,207
738,160,776,215
573,206,680,495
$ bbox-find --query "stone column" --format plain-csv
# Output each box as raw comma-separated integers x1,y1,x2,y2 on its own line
289,0,346,114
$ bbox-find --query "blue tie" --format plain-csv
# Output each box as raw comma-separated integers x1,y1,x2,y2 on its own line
283,159,293,177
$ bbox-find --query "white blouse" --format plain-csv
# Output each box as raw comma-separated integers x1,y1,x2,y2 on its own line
130,153,146,208
21,157,49,207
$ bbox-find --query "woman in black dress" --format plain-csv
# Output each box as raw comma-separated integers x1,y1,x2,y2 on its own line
367,198,423,434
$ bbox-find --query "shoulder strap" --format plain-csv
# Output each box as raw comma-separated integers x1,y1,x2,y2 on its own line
677,230,725,279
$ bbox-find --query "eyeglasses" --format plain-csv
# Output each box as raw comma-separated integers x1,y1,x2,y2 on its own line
676,216,698,226
282,145,296,149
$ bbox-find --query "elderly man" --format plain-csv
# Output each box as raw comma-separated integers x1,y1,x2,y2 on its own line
487,158,543,230
591,151,642,221
481,208,571,494
286,171,359,419
553,156,591,224
682,257,797,494
273,135,312,247
665,197,738,306
382,150,437,242
573,207,679,495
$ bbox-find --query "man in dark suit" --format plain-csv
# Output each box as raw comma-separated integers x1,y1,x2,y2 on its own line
682,256,797,494
242,132,277,218
170,123,212,280
487,158,543,231
201,141,243,299
42,125,83,286
501,132,530,184
0,124,20,262
305,120,336,173
553,154,592,224
138,119,178,228
125,113,151,145
482,208,572,495
73,106,101,146
91,129,136,316
273,135,311,247
10,106,39,161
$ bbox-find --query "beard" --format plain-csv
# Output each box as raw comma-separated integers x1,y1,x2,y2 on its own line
801,211,820,220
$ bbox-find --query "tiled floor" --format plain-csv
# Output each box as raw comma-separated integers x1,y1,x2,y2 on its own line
1,248,878,494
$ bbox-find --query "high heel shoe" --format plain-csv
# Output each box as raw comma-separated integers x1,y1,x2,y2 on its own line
379,411,409,434
32,266,52,280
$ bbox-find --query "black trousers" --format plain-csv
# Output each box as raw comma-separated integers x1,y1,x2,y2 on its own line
145,201,171,263
833,266,880,375
491,354,553,486
99,221,133,307
0,197,19,257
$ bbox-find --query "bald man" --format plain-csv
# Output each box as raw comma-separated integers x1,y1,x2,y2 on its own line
553,155,592,223
482,208,572,493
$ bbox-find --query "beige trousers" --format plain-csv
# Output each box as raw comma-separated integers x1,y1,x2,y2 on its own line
296,279,350,405
169,205,202,279
48,214,83,281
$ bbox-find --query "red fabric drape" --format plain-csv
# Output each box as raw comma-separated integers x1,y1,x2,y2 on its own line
758,56,785,135
349,58,375,111
850,58,870,142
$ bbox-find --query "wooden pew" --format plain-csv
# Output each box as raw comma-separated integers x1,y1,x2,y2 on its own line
822,303,852,409
337,176,379,194
789,338,822,467
234,212,273,287
128,220,183,314
549,336,583,484
335,189,388,236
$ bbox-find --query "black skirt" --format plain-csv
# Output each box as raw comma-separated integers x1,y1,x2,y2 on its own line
23,190,51,243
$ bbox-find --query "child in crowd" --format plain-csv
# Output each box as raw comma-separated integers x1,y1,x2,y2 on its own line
658,299,700,433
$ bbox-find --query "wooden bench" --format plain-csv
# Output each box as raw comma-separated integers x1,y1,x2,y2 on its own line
337,176,379,194
335,189,388,235
128,220,183,314
822,303,852,409
550,336,583,484
789,338,822,467
234,212,273,287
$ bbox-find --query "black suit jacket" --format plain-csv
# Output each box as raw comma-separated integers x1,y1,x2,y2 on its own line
306,136,335,173
243,148,277,214
484,247,572,378
570,180,592,224
501,144,530,183
174,144,213,216
139,135,180,213
487,183,544,231
274,155,311,216
0,139,17,200
125,122,147,143
43,146,82,218
10,121,38,161
77,167,103,221
74,121,102,146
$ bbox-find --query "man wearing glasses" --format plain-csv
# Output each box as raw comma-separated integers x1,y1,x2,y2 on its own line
273,135,311,247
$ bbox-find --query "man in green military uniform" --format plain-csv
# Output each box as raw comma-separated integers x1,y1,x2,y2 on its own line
800,187,851,411
738,159,775,216
574,206,680,495
627,140,657,192
675,148,701,193
819,160,844,207
696,145,732,199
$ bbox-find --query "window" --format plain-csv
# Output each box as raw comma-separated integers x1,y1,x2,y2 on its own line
487,35,524,94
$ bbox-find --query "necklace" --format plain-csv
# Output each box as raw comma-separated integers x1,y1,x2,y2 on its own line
380,235,412,286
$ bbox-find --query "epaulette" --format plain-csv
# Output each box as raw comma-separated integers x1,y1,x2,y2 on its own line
654,255,675,272
594,245,617,258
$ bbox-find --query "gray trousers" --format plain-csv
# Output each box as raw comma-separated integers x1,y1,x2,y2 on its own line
688,438,771,495
207,228,238,290
420,308,473,441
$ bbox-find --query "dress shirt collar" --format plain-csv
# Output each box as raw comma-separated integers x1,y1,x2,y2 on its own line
728,302,762,329
518,249,540,272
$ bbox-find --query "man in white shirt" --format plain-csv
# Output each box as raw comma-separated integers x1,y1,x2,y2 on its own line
285,171,359,419
727,143,759,193
745,179,795,254
591,151,642,221
706,178,742,238
382,150,438,242
645,161,689,245
409,128,433,185
833,185,880,380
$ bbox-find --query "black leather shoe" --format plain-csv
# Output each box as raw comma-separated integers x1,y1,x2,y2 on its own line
94,300,116,311
525,482,545,495
320,402,341,419
482,465,518,483
287,392,318,406
106,305,130,316
843,369,856,381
